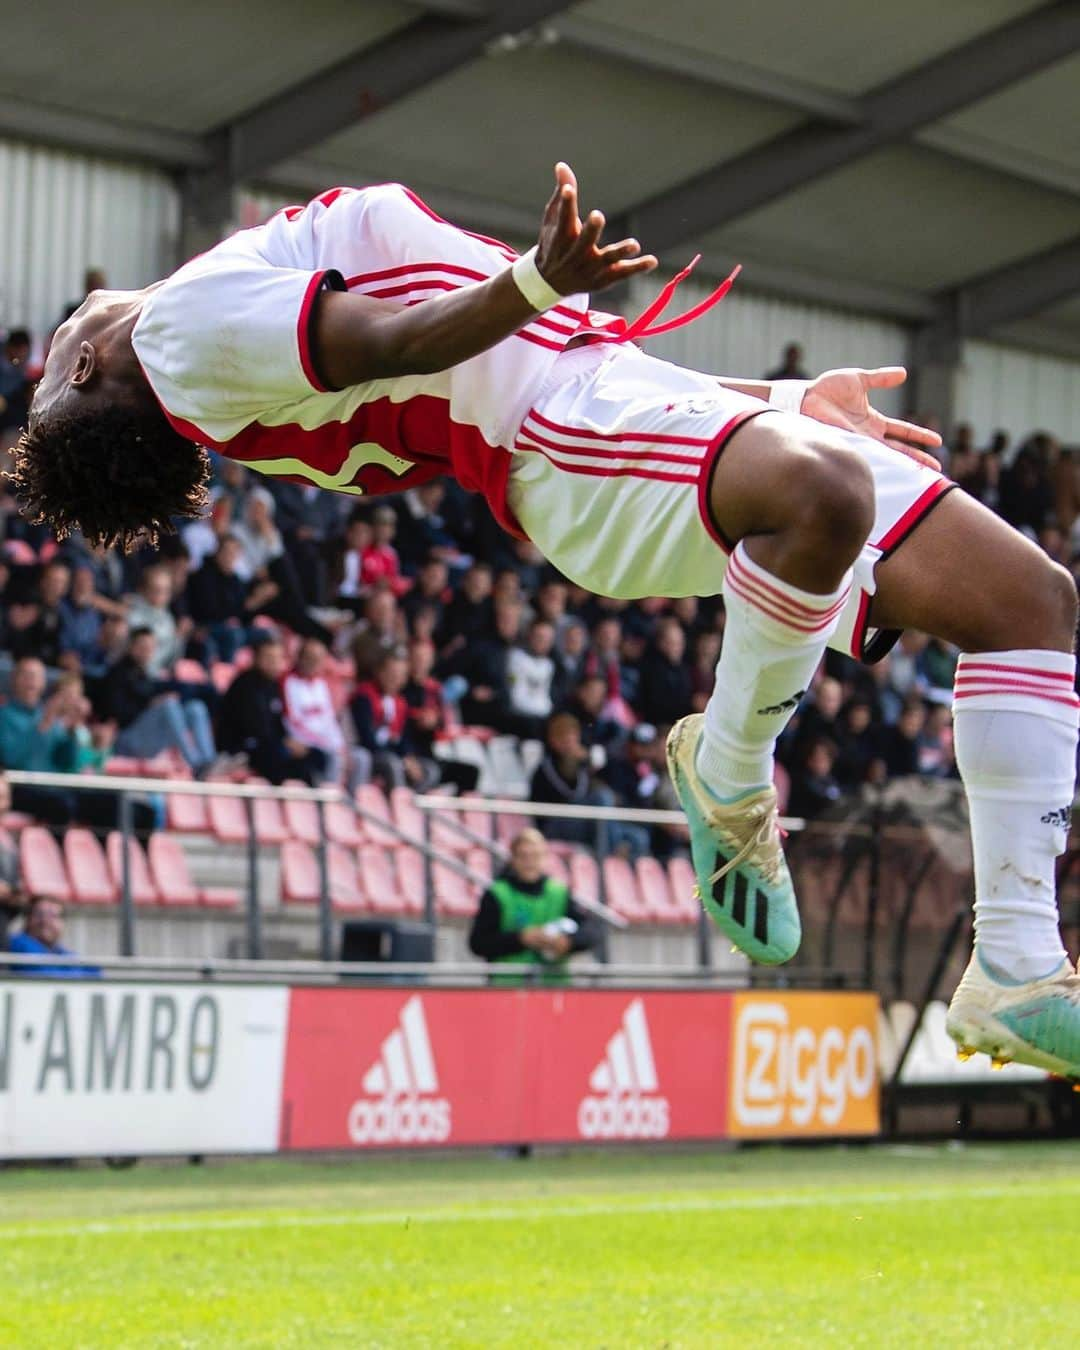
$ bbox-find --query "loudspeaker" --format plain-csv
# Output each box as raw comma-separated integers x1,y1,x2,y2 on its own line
340,919,435,964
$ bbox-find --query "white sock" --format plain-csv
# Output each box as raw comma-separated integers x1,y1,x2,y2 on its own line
698,541,852,799
953,649,1079,982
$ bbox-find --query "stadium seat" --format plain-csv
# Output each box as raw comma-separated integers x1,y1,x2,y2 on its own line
359,845,405,915
389,786,424,842
19,826,72,903
465,846,493,889
106,832,160,906
280,839,319,905
430,799,467,856
103,756,144,777
393,846,426,916
63,829,117,905
328,843,366,912
249,778,289,846
148,834,207,908
487,736,530,798
434,860,474,917
460,795,495,848
568,850,600,909
325,799,362,849
635,856,683,924
281,780,321,845
355,784,400,847
495,810,529,851
167,790,209,833
545,850,571,888
208,794,249,844
666,856,700,924
602,855,650,924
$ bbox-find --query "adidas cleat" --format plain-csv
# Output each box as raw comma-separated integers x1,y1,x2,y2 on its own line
666,714,800,964
946,951,1080,1079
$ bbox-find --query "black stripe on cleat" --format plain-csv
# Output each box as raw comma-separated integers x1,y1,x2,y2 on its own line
730,872,748,929
753,892,769,947
711,854,728,908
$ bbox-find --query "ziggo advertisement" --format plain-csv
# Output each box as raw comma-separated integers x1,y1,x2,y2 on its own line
0,982,878,1157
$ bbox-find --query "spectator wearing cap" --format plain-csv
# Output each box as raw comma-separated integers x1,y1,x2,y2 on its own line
7,895,100,979
350,648,439,792
219,636,325,785
468,828,601,984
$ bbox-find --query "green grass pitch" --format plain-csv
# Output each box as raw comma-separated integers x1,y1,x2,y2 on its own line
1,1142,1077,1347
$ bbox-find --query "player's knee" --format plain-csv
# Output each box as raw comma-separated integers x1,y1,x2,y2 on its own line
1041,558,1078,647
796,436,875,551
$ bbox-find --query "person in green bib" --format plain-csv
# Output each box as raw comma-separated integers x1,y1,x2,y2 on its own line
469,828,601,984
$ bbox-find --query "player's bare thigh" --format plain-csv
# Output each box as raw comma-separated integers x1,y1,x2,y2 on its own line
868,487,1076,654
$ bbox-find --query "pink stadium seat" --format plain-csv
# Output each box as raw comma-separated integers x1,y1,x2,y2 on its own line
249,779,289,846
355,784,400,847
280,839,319,905
602,855,650,924
667,856,700,924
465,846,493,889
173,658,209,684
393,846,426,916
103,756,144,777
434,860,473,917
635,856,682,925
358,845,404,915
282,781,321,845
1,813,33,833
460,796,495,850
325,799,362,849
147,834,201,908
167,790,209,833
19,826,72,902
389,786,424,843
495,810,528,851
545,850,570,888
328,843,366,912
568,850,600,909
430,800,467,856
208,794,249,844
106,832,159,906
63,829,117,905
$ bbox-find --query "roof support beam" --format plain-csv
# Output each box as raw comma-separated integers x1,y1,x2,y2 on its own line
626,0,1080,253
0,94,208,169
954,234,1080,335
215,0,580,185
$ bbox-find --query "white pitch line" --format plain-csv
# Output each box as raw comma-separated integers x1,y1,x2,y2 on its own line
1,1179,1075,1242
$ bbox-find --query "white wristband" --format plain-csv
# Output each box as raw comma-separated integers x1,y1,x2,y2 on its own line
769,379,808,414
511,246,564,312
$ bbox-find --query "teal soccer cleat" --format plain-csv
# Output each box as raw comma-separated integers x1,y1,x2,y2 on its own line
666,714,800,965
947,950,1080,1079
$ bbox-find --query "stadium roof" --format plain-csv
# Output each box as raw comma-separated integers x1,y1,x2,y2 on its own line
2,0,1079,356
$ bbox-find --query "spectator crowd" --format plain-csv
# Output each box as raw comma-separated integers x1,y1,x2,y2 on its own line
2,315,1079,906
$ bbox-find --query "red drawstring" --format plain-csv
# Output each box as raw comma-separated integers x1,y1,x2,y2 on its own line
599,258,741,345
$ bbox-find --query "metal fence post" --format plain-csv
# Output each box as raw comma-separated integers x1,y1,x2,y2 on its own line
315,799,332,962
243,795,262,960
118,791,136,957
422,806,436,929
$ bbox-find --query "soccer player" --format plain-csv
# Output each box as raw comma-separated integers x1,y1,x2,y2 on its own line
13,165,1080,1079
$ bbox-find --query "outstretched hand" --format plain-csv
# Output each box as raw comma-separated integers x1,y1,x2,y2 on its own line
535,163,658,297
800,367,942,470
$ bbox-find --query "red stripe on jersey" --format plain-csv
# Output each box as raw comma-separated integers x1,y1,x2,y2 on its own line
345,260,587,326
297,271,334,393
517,426,702,467
526,407,713,448
956,663,1074,684
873,478,951,553
512,439,698,484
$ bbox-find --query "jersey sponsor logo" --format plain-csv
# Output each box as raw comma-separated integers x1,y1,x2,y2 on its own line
577,999,670,1140
757,690,806,716
243,441,414,496
1040,805,1072,829
731,1000,876,1131
348,996,451,1144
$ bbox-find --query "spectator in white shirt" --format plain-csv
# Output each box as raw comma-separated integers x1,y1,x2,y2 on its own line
506,618,557,740
125,565,183,676
281,638,362,787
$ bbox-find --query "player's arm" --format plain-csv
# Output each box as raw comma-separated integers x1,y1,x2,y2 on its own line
315,164,657,389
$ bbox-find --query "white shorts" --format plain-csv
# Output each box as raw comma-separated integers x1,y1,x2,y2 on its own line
506,343,953,663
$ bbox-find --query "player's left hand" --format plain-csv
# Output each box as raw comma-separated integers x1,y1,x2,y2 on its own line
801,367,942,470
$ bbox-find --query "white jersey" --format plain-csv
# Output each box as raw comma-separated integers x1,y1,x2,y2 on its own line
131,185,622,534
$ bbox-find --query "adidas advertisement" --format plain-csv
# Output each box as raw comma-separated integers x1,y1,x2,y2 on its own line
348,997,451,1145
577,1000,670,1140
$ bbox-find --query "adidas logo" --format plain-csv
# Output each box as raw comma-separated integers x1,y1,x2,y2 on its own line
1040,805,1072,830
577,999,670,1140
348,996,452,1145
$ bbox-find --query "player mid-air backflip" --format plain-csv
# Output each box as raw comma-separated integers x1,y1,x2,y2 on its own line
13,164,1080,1079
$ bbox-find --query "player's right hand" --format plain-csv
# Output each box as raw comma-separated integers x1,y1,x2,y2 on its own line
535,163,658,296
